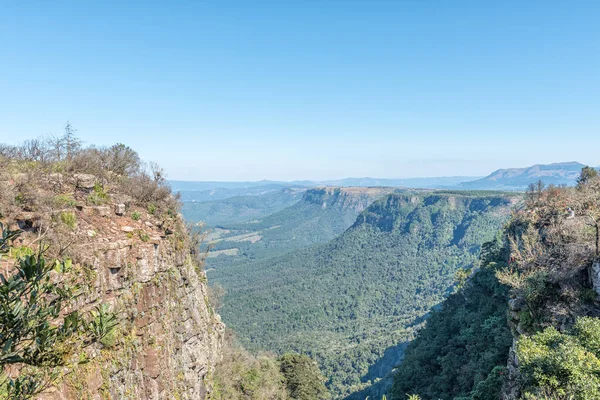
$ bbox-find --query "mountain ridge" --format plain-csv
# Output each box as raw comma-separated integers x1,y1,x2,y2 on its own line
459,161,598,190
173,162,599,199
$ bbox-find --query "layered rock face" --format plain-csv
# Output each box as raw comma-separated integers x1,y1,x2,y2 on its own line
302,186,397,212
61,231,225,400
2,171,224,399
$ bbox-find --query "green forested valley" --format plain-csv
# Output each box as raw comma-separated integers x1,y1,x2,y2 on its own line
204,187,395,267
181,187,306,226
208,191,517,397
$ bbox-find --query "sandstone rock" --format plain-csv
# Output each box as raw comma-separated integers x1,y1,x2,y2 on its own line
150,236,162,244
38,203,224,399
15,212,35,222
144,348,161,379
74,173,96,189
15,212,37,229
48,173,63,184
115,203,126,215
92,206,111,217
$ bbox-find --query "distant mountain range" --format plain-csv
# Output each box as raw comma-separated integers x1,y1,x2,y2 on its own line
170,176,478,193
171,161,598,197
458,161,597,190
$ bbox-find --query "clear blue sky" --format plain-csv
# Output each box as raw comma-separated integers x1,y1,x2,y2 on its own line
0,1,598,181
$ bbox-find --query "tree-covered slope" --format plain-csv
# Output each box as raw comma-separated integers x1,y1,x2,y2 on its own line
205,187,396,267
390,169,600,400
210,191,518,397
181,187,305,226
389,238,513,400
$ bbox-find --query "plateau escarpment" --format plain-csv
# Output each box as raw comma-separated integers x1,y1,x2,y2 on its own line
205,186,397,267
0,143,223,399
211,190,518,398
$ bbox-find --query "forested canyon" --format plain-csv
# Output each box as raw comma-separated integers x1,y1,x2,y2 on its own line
3,133,600,400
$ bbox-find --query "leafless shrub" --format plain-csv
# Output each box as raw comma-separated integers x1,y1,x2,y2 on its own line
123,162,175,209
104,143,141,176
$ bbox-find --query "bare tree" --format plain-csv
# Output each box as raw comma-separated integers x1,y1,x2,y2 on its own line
47,134,65,162
105,143,140,176
63,122,81,162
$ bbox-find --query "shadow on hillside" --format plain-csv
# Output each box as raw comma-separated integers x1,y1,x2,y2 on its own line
344,340,409,400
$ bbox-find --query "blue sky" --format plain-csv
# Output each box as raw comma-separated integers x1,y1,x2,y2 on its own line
0,1,598,181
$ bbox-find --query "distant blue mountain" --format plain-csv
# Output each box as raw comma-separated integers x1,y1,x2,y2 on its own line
170,176,480,196
321,176,480,188
459,162,595,190
171,162,598,200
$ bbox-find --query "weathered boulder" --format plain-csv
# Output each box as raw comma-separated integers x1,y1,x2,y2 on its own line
92,206,111,217
115,203,126,215
48,173,63,185
74,173,96,189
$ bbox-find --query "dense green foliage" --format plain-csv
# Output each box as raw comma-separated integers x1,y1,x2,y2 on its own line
210,192,515,397
212,345,288,400
516,317,600,399
181,188,304,226
212,333,330,400
390,237,512,400
279,353,331,400
494,171,600,399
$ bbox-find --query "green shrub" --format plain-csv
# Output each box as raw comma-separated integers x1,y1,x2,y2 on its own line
212,338,289,400
87,184,108,205
99,327,119,348
60,211,77,229
88,304,118,347
53,194,77,207
11,245,34,259
131,211,141,221
572,317,600,355
279,353,331,400
147,204,156,215
580,288,597,303
516,317,600,399
0,223,117,399
138,231,150,242
14,193,25,205
470,366,506,400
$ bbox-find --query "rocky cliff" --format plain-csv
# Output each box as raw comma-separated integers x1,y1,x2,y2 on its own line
1,167,224,399
301,186,397,212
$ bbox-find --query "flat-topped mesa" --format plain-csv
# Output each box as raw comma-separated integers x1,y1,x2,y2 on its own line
353,191,518,232
301,186,397,212
0,169,224,400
